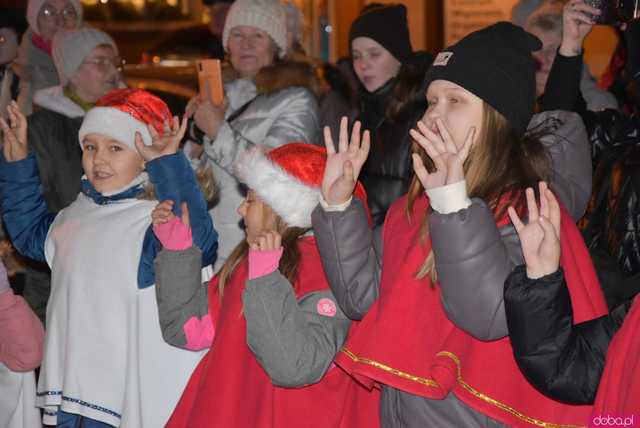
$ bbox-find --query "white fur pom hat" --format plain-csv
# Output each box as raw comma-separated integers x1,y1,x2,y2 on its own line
234,143,371,228
78,88,172,149
222,0,287,58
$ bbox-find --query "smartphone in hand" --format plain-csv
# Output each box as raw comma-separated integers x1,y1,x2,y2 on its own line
584,0,640,24
197,59,224,106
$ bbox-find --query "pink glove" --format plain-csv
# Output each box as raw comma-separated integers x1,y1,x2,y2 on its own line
153,217,193,251
248,248,284,280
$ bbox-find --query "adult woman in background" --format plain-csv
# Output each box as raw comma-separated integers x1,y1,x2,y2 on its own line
15,0,83,114
187,0,320,271
349,4,432,226
19,28,121,326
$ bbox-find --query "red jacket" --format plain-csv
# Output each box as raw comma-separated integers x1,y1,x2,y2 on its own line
167,237,380,428
336,195,609,428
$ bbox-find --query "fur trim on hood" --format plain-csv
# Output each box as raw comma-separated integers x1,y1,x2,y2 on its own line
33,85,85,118
254,60,322,97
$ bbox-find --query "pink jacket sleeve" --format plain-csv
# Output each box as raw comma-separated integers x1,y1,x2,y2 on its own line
0,289,45,372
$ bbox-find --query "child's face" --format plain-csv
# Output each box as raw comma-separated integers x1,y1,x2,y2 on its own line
81,133,145,194
422,79,484,150
237,190,277,245
351,36,401,93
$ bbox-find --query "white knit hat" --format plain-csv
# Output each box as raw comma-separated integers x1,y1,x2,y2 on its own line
52,27,117,85
26,0,83,36
222,0,287,58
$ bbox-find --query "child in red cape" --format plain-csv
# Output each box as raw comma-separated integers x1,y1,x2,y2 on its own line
504,182,640,417
311,22,608,428
151,142,380,428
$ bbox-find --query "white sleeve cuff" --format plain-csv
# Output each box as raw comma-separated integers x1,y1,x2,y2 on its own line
425,180,472,214
319,196,352,212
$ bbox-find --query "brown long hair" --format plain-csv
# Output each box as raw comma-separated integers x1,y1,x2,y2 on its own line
216,210,310,299
406,102,551,280
386,54,432,120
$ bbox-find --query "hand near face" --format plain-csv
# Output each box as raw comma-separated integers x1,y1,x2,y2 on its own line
249,231,282,252
152,201,193,251
1,101,28,162
409,118,474,190
321,117,370,206
190,95,228,140
508,182,562,279
135,115,188,162
560,0,599,56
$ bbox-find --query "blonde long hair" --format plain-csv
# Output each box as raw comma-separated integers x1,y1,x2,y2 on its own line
406,102,550,280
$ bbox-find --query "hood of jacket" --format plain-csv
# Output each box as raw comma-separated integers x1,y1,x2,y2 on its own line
33,85,85,118
253,60,321,98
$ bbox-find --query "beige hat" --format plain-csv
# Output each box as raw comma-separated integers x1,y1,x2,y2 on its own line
52,27,117,84
222,0,287,58
26,0,83,36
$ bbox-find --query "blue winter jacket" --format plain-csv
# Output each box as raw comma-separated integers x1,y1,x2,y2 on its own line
0,151,218,288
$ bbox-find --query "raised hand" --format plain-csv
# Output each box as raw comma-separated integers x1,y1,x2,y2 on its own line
560,0,599,56
152,201,193,251
508,182,562,279
409,118,474,190
321,117,370,206
135,115,188,162
1,101,28,162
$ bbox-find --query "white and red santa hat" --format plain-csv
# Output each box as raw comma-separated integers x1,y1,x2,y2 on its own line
234,142,371,228
78,88,172,150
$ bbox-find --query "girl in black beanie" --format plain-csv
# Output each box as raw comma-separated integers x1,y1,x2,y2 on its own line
348,4,432,227
313,21,601,427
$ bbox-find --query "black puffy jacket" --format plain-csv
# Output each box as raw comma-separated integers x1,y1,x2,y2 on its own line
28,109,84,212
504,265,632,405
580,110,640,308
357,78,427,227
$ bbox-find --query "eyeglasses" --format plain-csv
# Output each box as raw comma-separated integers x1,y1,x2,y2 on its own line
40,5,78,22
82,57,126,72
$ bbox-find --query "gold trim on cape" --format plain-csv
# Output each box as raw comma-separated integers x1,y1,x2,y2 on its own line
341,348,587,428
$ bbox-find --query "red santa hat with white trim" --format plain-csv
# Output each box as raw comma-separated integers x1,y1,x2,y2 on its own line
78,88,172,149
234,142,371,228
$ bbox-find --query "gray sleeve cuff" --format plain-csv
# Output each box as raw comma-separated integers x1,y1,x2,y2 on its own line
154,246,210,348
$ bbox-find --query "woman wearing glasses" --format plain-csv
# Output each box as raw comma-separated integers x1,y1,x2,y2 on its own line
15,0,83,114
14,28,122,329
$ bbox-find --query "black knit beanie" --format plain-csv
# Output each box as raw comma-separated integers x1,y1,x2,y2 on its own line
423,22,542,138
349,4,413,63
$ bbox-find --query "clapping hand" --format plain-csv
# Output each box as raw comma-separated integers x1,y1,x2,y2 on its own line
508,182,561,279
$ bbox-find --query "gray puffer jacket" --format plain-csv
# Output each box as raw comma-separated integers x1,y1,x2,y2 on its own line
311,110,592,427
197,61,320,272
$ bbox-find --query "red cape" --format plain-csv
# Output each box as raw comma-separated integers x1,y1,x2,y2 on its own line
593,295,640,416
167,237,380,428
336,195,608,427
